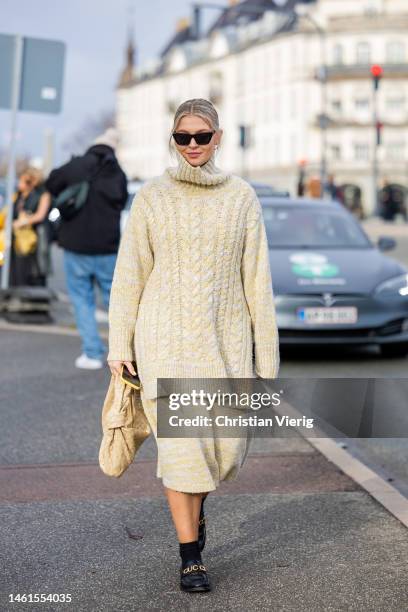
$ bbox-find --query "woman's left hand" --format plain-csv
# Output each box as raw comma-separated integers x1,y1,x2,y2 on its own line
12,219,23,230
13,214,30,230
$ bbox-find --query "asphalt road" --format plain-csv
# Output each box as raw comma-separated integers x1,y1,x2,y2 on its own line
1,328,407,611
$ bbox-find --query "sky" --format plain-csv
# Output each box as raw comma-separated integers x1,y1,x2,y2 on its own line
0,0,226,166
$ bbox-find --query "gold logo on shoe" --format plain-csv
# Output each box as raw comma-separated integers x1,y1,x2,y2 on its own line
182,564,206,574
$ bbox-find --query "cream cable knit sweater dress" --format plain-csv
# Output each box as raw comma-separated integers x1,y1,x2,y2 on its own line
107,149,280,492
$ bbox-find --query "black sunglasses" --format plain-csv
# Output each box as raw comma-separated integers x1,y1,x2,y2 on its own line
172,131,215,146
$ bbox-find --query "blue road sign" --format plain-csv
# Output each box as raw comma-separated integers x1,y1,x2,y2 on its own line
0,34,65,114
0,34,15,110
20,37,65,113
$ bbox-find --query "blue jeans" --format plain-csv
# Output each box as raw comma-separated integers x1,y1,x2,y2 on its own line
63,249,117,360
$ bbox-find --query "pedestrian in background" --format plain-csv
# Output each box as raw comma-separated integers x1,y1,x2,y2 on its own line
379,178,395,221
107,98,280,593
45,128,128,370
325,173,340,201
9,167,52,287
296,160,306,196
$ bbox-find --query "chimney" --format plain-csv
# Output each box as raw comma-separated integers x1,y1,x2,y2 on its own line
176,17,190,32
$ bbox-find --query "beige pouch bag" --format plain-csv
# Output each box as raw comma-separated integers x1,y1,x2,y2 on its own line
99,374,151,478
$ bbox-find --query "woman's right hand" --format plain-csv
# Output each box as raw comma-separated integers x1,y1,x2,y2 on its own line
108,360,137,377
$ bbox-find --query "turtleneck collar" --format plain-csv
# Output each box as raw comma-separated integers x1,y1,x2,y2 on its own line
166,148,230,186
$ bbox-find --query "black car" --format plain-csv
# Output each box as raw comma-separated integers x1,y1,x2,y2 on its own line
262,197,408,357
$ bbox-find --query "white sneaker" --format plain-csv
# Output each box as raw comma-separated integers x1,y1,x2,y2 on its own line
75,353,104,370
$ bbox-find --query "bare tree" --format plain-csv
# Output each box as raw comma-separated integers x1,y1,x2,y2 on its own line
62,109,115,156
0,149,31,179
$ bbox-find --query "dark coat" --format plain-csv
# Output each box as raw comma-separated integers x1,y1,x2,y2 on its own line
45,144,128,255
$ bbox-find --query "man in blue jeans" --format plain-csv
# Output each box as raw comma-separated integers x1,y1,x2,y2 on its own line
45,128,128,369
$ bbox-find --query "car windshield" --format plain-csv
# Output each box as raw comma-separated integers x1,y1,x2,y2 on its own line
262,206,372,248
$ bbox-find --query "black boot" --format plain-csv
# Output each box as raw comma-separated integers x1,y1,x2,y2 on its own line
198,494,207,552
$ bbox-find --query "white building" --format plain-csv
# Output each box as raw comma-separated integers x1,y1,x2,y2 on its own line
116,0,408,213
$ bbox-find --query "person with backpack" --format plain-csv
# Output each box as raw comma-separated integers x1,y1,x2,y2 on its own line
45,128,128,370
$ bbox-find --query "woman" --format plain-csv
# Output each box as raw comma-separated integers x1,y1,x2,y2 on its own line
107,98,280,593
9,167,52,287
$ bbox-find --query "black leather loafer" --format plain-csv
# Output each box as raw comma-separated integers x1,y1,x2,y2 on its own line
198,497,206,552
180,559,211,592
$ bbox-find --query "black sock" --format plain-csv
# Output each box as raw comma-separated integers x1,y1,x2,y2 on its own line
179,540,201,563
201,493,208,513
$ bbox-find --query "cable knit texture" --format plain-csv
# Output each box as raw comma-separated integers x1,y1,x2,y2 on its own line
108,148,280,399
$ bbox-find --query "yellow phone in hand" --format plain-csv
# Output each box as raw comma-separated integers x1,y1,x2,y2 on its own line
120,362,141,390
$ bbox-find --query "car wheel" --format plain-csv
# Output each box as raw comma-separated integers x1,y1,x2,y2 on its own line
380,343,408,358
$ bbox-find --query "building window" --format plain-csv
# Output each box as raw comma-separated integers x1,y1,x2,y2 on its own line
354,97,370,111
386,142,405,161
330,144,341,160
386,41,406,63
354,143,369,160
386,95,406,112
356,42,370,64
331,99,342,114
333,44,343,65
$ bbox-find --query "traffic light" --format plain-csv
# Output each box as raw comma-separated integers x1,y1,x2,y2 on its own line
376,120,383,146
370,64,383,90
239,125,251,149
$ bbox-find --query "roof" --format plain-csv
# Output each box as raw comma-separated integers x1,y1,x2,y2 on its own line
208,0,300,34
160,23,196,58
121,0,317,86
160,1,316,57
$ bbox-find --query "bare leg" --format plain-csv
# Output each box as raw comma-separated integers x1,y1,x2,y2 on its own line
164,487,209,543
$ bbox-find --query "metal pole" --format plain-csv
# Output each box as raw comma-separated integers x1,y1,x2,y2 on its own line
43,127,55,177
319,30,328,198
372,85,379,216
302,13,327,198
1,35,23,290
193,5,201,40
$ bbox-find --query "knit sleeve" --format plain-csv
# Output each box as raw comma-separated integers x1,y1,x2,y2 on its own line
107,190,154,362
241,194,280,379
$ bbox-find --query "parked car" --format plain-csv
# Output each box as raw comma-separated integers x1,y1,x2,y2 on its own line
251,181,290,198
261,196,408,357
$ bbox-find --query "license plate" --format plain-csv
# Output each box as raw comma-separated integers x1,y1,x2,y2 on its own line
297,307,358,324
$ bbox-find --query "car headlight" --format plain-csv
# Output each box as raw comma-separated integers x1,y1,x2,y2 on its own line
374,274,408,296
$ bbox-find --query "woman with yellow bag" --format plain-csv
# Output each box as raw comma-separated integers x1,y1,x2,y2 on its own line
7,167,52,287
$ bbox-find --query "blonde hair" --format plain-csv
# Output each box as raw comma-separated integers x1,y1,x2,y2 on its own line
20,167,44,189
168,98,220,153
